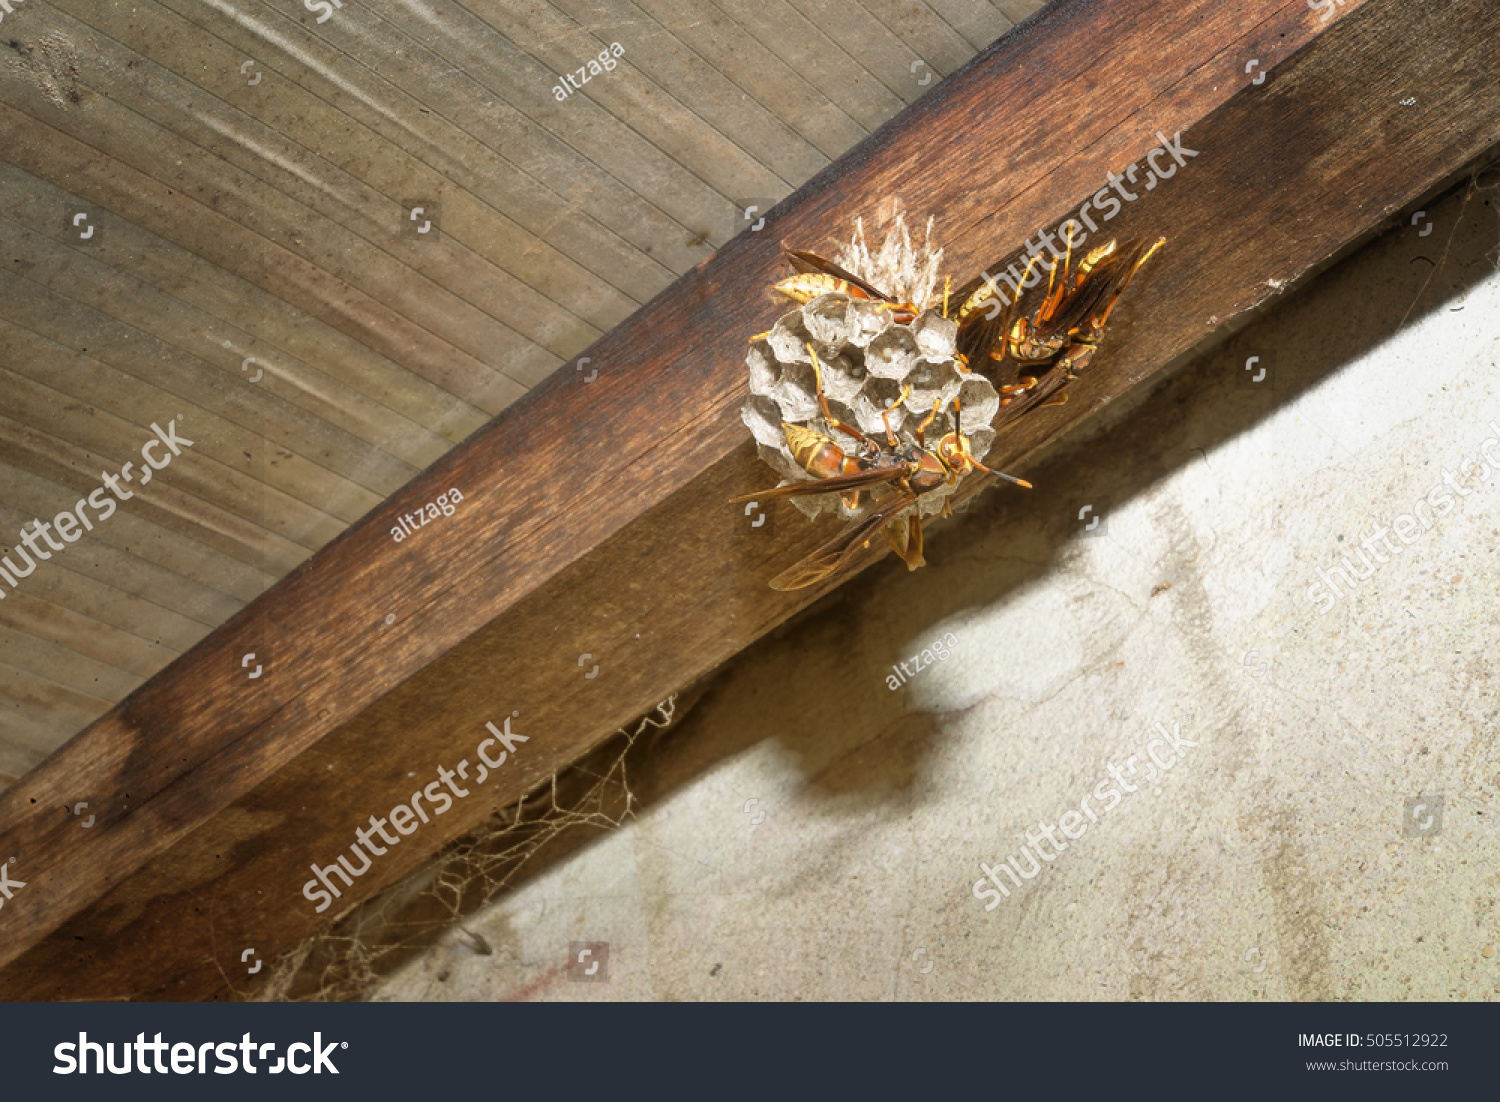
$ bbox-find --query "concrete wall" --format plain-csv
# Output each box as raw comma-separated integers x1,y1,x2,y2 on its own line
375,174,1500,1002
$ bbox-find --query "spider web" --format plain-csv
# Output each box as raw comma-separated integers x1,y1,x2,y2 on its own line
250,696,683,1002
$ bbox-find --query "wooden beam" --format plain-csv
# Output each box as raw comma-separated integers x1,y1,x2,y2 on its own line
3,0,1497,1000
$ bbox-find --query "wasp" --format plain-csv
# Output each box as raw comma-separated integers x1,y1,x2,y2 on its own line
780,344,889,511
951,233,1165,420
734,344,1030,591
772,250,921,322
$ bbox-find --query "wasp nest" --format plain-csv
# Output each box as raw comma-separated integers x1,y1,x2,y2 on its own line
740,213,1001,520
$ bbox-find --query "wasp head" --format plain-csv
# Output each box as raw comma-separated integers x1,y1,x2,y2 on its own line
936,431,977,476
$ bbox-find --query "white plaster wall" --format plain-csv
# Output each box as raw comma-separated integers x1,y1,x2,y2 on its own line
375,176,1500,1002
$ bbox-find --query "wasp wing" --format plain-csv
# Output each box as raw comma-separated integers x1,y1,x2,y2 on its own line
989,365,1076,426
951,245,1031,321
730,463,908,504
986,237,1164,410
1041,236,1162,338
784,249,897,303
769,492,919,591
956,304,1006,367
953,245,1049,364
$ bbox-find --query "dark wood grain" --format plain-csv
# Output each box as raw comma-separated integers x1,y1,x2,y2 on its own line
8,0,1498,1000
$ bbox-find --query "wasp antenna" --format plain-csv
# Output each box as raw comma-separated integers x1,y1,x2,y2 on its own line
1131,237,1167,277
970,458,1032,489
806,342,829,412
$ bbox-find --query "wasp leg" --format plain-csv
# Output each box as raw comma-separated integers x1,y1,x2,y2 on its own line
999,374,1041,406
882,513,926,569
882,514,909,559
881,384,913,448
914,395,943,447
996,314,1039,366
807,343,876,450
902,512,926,569
984,252,1046,369
1039,224,1077,323
986,285,1026,372
1092,237,1166,328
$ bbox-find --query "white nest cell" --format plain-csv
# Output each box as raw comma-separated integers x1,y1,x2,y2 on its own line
742,292,1001,523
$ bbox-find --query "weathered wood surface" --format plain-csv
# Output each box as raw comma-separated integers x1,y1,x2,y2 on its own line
5,0,1498,1000
0,0,1035,768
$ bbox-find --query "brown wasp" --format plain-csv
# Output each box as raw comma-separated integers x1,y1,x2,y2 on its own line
779,344,888,512
734,344,1030,591
772,250,921,322
951,232,1165,420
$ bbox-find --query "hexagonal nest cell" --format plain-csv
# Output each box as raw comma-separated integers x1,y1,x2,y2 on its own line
740,213,1000,522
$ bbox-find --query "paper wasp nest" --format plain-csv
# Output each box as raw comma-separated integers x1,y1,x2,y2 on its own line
740,215,1001,521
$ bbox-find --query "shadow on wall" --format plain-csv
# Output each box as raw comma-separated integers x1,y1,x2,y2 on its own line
276,164,1500,999
655,164,1500,806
